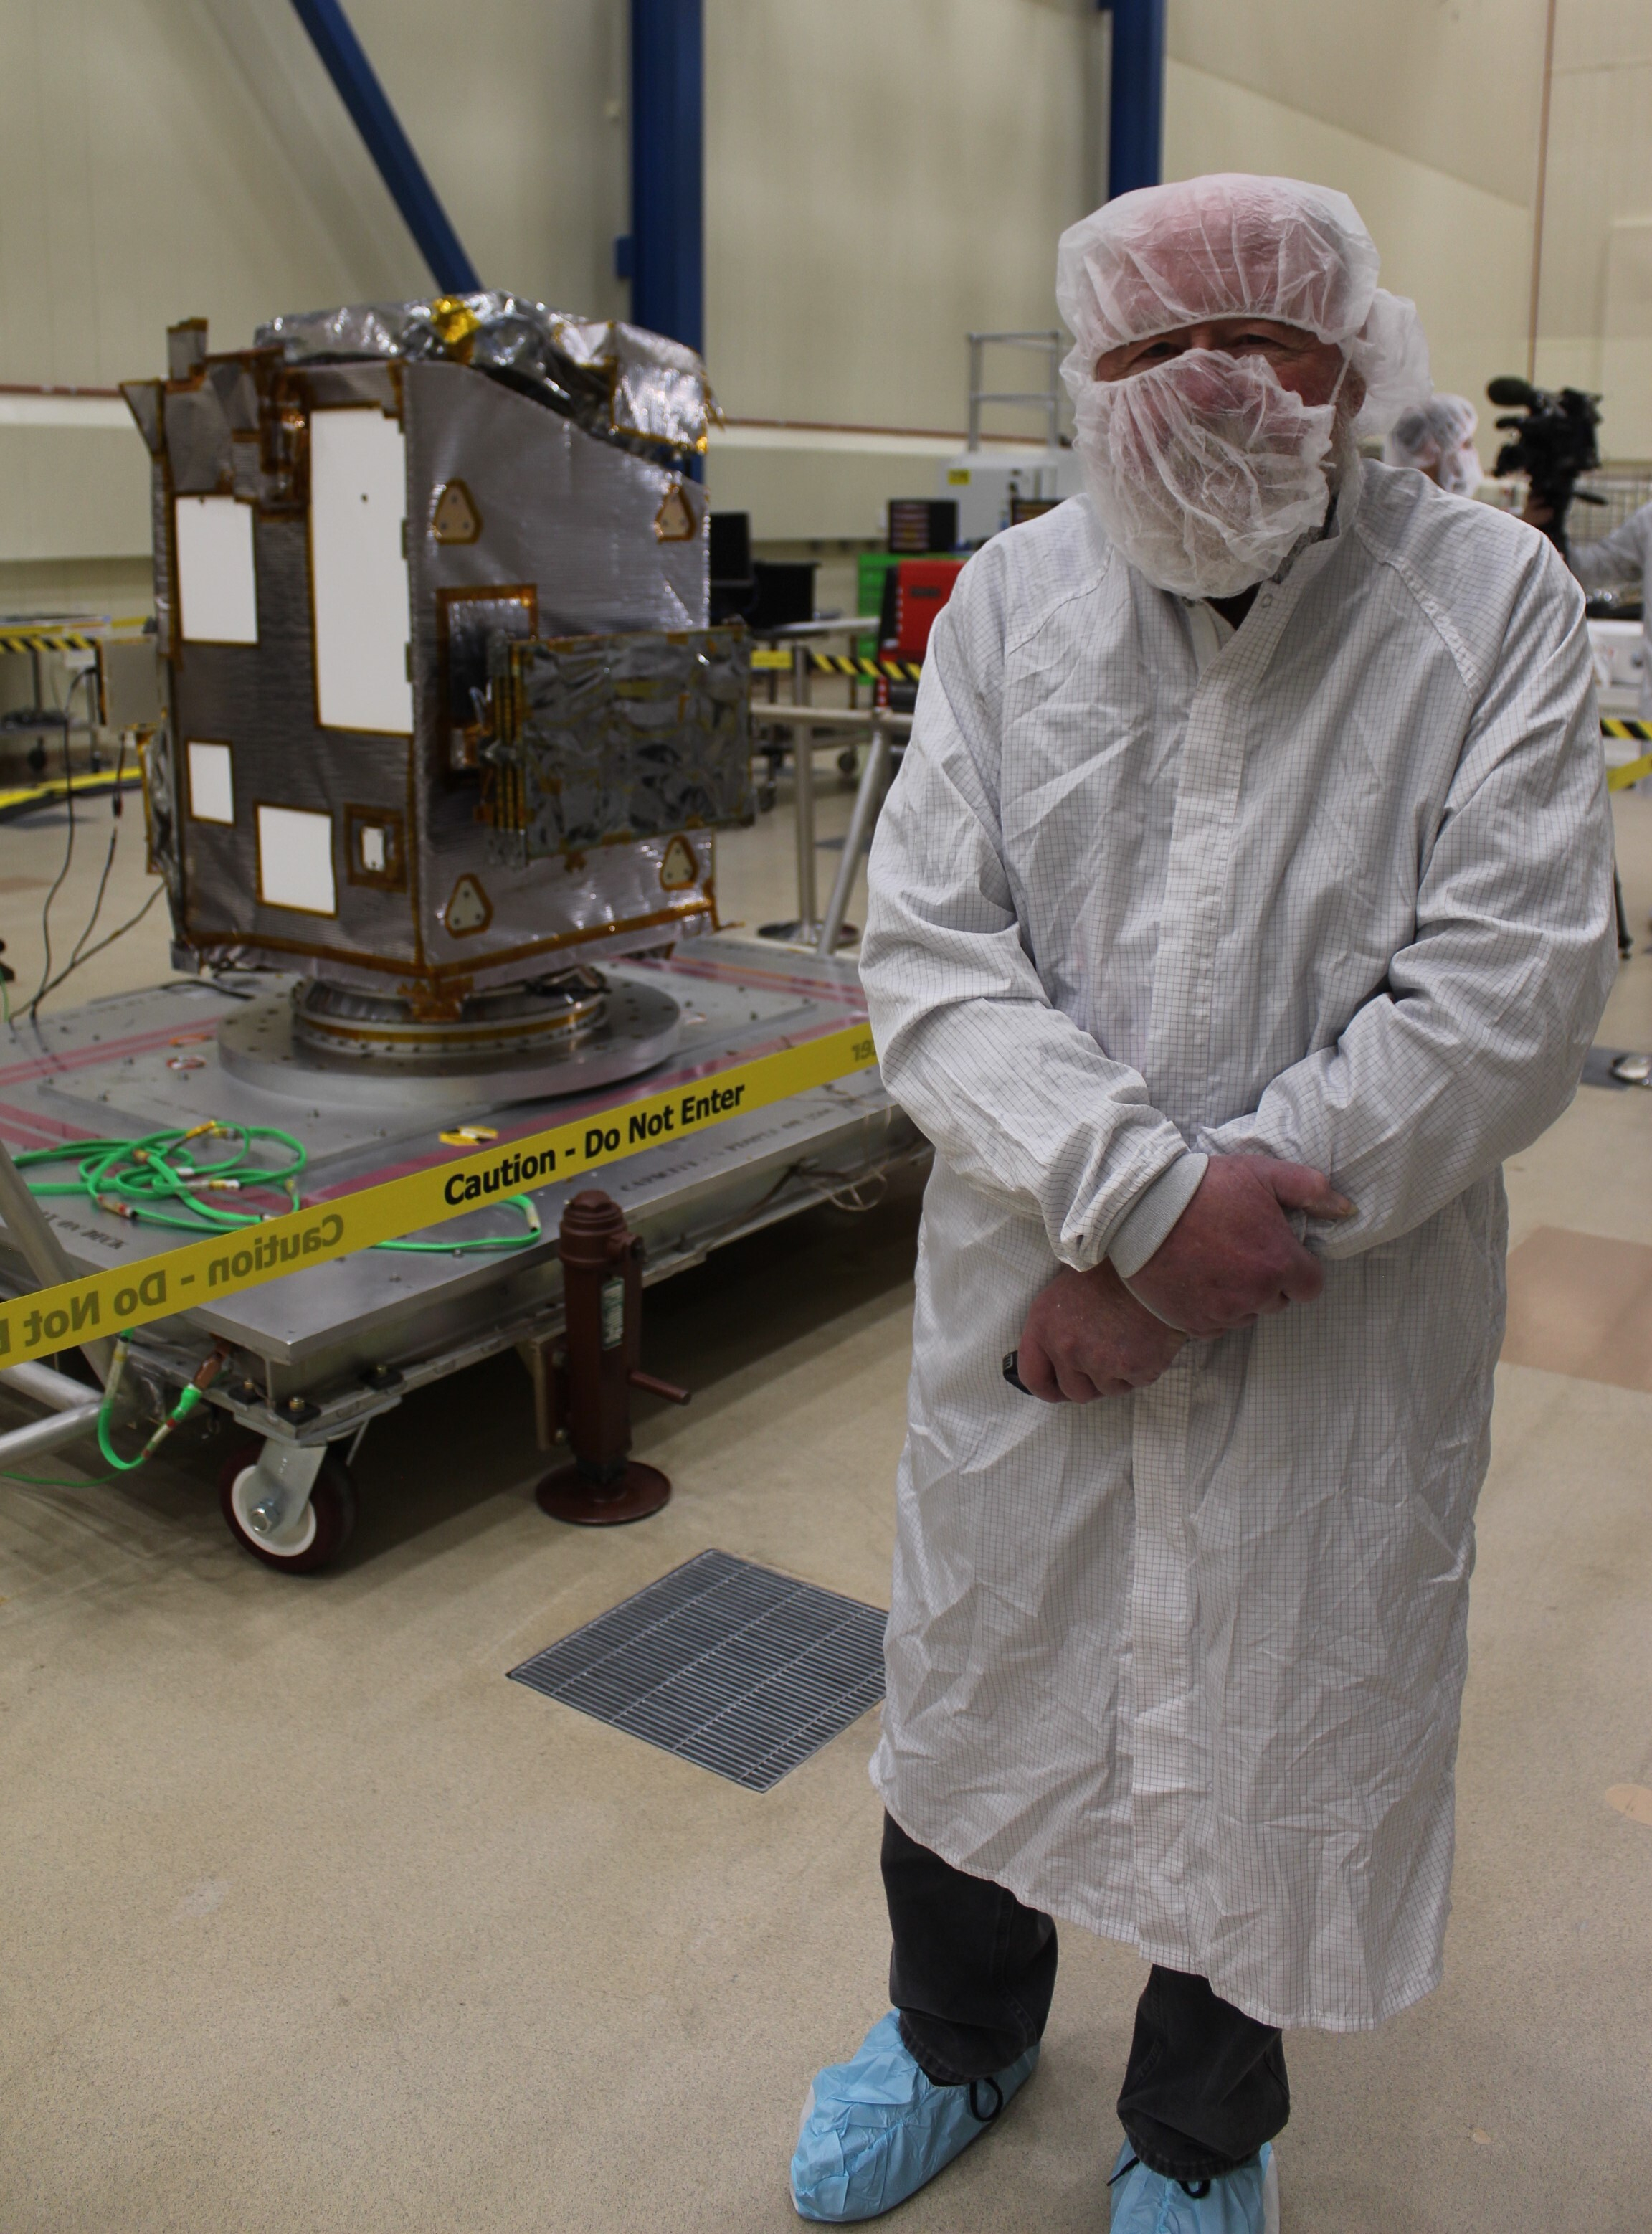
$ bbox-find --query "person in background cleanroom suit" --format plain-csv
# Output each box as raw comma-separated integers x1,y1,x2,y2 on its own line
788,174,1618,2233
1383,391,1485,494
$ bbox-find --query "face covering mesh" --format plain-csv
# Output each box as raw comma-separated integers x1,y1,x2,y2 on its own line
1074,350,1344,600
1055,174,1431,442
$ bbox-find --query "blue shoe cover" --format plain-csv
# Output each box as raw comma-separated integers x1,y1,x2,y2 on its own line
1108,2139,1278,2234
790,2010,1038,2222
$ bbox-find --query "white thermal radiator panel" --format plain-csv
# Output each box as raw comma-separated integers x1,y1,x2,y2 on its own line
186,740,235,824
309,407,413,733
257,805,336,916
174,497,258,644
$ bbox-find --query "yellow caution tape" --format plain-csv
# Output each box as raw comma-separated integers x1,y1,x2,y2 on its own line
0,1022,879,1366
0,769,140,818
1602,719,1652,739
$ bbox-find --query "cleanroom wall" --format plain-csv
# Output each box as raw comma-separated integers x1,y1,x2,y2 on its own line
1535,0,1652,458
703,0,1096,536
4,0,1648,572
0,0,628,572
1164,0,1544,438
1169,0,1652,468
705,0,1093,430
0,0,628,387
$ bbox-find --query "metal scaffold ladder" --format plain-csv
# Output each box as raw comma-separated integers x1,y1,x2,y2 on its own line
966,331,1066,452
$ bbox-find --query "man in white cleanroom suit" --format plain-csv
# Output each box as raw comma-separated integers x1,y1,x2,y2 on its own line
789,175,1618,2232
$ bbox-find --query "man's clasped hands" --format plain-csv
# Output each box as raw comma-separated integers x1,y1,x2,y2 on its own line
1016,1155,1353,1404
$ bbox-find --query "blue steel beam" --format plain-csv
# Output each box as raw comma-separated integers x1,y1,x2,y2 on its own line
630,0,703,355
1099,0,1165,199
290,0,481,293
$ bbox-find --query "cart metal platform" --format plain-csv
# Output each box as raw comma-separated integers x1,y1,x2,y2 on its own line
0,937,922,1467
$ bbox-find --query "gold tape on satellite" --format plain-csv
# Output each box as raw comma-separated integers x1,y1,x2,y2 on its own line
0,1023,878,1368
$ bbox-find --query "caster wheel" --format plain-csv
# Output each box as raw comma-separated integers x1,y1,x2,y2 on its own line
756,782,777,813
218,1441,356,1573
837,748,859,777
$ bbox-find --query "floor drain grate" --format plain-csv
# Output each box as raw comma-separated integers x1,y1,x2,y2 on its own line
508,1549,887,1791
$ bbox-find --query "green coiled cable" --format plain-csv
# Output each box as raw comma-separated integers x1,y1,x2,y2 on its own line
13,1120,540,1254
1,1122,542,1484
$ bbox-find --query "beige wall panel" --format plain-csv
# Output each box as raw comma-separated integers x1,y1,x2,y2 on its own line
1534,60,1652,341
1533,22,1652,458
705,440,957,542
0,0,627,392
343,0,629,319
0,428,151,563
1552,0,1652,72
1569,219,1652,458
0,0,393,384
706,0,1092,429
1167,0,1547,209
1164,62,1532,432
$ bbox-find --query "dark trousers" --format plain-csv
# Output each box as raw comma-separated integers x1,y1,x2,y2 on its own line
881,1812,1290,2183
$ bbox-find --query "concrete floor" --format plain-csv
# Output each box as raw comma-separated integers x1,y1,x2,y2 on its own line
1,774,1651,2231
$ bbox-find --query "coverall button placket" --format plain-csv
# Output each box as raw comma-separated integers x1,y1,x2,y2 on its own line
1130,635,1250,1956
1128,574,1316,1956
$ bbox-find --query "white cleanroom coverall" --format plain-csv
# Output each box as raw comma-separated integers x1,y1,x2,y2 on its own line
1568,499,1652,715
859,460,1617,2033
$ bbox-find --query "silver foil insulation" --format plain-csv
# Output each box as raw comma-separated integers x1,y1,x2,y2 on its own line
487,626,751,864
124,302,747,1010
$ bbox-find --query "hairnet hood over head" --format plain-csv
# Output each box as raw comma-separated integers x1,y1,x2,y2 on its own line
1385,393,1482,495
1057,174,1430,439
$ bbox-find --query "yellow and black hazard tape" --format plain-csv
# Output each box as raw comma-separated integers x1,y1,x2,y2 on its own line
809,653,924,683
749,647,923,682
0,633,102,655
0,619,151,657
0,1023,880,1368
1603,718,1652,792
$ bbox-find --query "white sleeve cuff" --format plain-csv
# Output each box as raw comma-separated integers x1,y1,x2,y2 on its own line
1106,1153,1207,1279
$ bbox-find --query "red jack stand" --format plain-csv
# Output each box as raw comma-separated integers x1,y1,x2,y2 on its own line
531,1189,689,1525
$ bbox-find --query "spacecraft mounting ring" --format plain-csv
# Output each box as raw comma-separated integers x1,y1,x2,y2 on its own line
216,971,684,1112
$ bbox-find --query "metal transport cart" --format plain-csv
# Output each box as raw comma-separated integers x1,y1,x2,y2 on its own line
0,295,926,1566
0,938,924,1571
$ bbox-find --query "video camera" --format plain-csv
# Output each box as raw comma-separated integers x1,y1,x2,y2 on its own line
1486,375,1603,557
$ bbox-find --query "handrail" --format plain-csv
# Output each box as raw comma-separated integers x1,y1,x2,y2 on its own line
747,705,913,730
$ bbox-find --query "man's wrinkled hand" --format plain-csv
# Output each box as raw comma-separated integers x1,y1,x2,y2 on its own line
1121,1154,1353,1338
1016,1260,1187,1403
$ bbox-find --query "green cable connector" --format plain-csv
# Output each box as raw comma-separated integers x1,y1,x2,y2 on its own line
14,1121,541,1254
2,1118,543,1487
97,1338,224,1473
1,1338,224,1487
